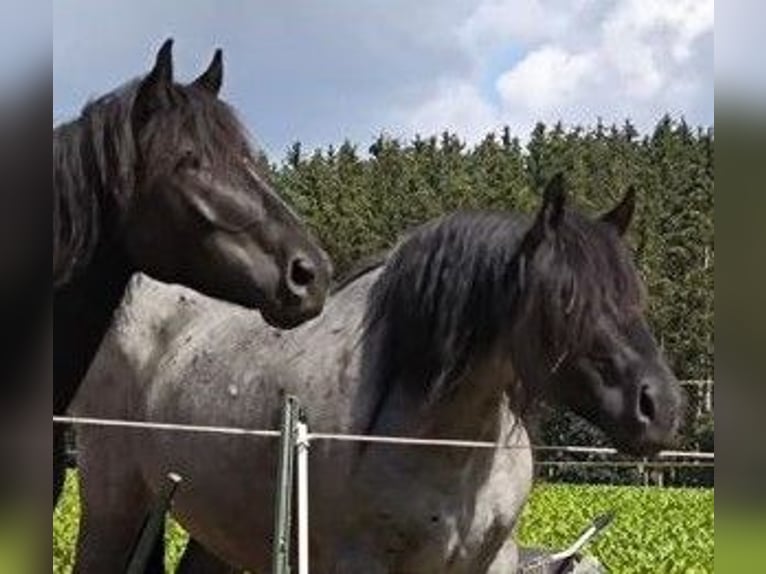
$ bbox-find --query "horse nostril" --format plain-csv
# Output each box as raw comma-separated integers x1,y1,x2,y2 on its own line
637,384,656,425
288,256,316,290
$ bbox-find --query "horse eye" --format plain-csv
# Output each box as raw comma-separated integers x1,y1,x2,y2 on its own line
177,151,202,172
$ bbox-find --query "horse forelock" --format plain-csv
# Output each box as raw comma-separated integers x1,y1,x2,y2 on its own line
512,209,645,401
138,82,260,173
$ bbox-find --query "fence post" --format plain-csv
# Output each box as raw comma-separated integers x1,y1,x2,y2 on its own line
296,411,310,574
272,394,299,574
125,472,182,574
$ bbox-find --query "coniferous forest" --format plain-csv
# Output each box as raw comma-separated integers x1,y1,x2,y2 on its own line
265,116,714,485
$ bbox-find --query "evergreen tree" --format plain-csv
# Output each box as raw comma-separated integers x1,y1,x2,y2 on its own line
271,118,713,486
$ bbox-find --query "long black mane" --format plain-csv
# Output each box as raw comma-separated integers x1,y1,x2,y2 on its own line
53,77,256,287
364,206,644,405
53,83,136,287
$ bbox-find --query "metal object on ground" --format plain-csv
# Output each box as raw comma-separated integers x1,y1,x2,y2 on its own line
518,511,614,573
125,472,182,574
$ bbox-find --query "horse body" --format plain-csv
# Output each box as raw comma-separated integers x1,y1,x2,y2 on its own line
74,268,367,569
76,273,533,573
74,177,683,573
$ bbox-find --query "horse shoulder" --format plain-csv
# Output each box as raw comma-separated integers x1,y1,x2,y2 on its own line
72,274,205,415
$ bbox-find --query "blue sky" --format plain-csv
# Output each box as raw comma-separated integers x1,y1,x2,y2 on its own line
52,1,714,161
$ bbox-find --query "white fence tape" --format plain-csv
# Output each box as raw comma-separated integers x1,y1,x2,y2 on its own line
53,415,714,461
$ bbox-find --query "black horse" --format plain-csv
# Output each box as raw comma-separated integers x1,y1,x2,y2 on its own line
52,39,332,505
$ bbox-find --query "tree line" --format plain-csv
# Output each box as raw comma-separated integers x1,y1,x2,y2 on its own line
267,116,714,486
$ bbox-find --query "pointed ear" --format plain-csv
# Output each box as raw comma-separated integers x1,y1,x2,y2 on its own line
191,49,223,95
132,38,174,129
540,172,567,231
601,186,636,236
534,172,567,239
520,172,568,253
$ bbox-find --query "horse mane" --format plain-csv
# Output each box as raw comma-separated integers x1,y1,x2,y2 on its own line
53,81,139,287
363,207,645,406
53,77,256,288
363,211,528,400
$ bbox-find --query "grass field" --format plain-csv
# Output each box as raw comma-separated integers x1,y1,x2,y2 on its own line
517,483,714,573
53,471,713,573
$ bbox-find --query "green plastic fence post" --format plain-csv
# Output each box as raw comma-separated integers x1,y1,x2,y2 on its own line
272,394,299,574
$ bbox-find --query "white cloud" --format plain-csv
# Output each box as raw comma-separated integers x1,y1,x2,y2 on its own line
458,0,564,50
601,0,714,99
403,80,500,142
496,46,596,111
401,0,714,144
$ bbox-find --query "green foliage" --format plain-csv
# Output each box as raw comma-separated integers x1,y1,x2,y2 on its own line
517,484,714,573
53,471,78,573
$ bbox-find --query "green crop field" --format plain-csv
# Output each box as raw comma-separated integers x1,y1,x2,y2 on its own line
517,483,714,573
52,472,713,573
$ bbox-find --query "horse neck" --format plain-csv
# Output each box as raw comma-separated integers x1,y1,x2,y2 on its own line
371,350,519,450
53,234,133,415
425,352,518,442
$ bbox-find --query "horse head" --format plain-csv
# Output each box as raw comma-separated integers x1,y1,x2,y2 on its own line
513,174,684,455
121,39,331,328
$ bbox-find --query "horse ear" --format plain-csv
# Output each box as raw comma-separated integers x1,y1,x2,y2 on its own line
537,172,567,235
191,49,223,95
133,38,174,128
601,186,636,236
520,172,568,253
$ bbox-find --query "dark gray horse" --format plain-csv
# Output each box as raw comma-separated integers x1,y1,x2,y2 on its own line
73,175,683,573
53,39,332,505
